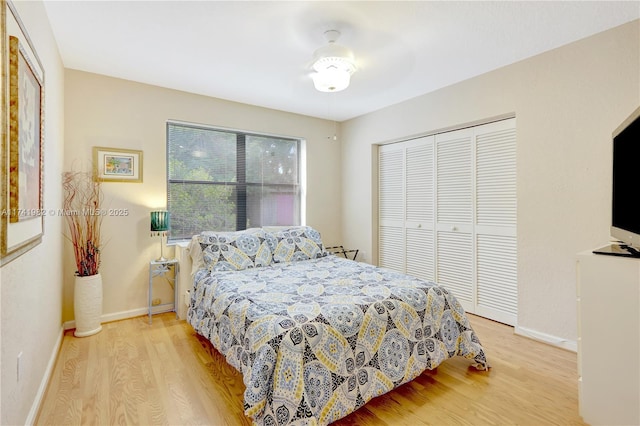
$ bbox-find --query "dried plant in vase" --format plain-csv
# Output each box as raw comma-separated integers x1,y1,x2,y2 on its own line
62,170,104,277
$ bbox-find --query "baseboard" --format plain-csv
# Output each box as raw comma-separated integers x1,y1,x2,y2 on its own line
515,325,577,352
63,306,176,330
26,325,64,425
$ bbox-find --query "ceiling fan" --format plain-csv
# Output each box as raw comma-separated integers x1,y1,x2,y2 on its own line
309,29,358,93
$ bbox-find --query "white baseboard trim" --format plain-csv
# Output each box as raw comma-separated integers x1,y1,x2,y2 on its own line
26,326,64,425
515,325,577,352
63,306,176,330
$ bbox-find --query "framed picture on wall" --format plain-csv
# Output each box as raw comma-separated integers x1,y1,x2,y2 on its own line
8,34,44,223
93,146,143,183
1,0,45,265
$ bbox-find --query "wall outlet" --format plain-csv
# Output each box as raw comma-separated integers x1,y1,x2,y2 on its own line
17,351,23,382
152,298,161,306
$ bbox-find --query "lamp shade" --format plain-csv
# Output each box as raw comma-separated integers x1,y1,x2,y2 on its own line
150,211,170,234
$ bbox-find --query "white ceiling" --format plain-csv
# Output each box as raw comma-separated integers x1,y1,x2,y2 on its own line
42,1,640,122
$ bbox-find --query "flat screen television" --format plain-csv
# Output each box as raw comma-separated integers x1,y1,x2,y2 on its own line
595,105,640,257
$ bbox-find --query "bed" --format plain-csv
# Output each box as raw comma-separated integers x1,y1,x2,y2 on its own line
186,226,488,426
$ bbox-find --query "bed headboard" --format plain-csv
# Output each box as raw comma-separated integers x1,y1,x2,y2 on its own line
175,225,326,320
174,227,291,319
174,240,194,320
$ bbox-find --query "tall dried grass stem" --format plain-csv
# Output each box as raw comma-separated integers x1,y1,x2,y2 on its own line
62,171,103,276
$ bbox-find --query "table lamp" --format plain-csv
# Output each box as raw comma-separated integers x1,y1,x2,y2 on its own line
150,211,170,261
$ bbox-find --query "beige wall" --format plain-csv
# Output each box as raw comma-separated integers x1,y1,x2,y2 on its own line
0,1,66,424
341,20,640,344
63,70,343,323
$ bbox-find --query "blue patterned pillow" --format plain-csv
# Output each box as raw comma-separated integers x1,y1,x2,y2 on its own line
270,226,327,263
198,228,273,271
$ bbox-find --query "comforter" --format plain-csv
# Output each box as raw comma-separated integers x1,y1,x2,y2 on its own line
188,255,488,425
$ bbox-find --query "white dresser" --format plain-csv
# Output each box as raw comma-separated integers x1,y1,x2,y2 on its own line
576,251,640,425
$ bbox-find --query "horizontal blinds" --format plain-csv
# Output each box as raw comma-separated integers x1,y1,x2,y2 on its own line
167,122,301,240
167,124,237,182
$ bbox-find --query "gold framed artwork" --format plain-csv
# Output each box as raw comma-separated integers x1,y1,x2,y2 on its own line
1,0,45,265
93,147,143,183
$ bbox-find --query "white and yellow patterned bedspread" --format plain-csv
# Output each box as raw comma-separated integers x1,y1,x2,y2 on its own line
187,255,488,425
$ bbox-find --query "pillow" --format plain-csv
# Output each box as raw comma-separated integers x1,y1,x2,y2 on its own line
197,228,273,271
270,226,327,263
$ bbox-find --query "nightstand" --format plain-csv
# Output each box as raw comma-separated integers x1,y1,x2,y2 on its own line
148,258,179,324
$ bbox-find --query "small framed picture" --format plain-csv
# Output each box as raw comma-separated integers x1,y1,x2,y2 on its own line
93,147,143,183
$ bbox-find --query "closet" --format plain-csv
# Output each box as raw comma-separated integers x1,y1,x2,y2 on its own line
378,118,517,325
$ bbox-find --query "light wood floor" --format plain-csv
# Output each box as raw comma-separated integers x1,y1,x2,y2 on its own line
36,313,586,426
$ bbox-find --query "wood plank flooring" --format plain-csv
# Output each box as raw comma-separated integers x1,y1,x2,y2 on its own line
36,313,586,425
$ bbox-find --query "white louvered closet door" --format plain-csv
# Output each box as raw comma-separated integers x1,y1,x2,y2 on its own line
475,119,517,325
378,147,405,272
405,137,435,281
435,128,474,309
377,118,517,325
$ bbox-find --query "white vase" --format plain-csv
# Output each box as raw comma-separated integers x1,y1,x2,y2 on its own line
74,273,103,337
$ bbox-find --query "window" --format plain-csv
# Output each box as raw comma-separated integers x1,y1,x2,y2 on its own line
167,121,302,241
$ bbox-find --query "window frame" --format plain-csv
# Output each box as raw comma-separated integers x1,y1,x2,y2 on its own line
166,120,305,242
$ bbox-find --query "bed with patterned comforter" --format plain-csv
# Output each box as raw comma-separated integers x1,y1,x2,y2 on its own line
186,227,488,426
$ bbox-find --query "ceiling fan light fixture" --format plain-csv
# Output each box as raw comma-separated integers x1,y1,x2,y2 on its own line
311,58,355,92
311,30,357,93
